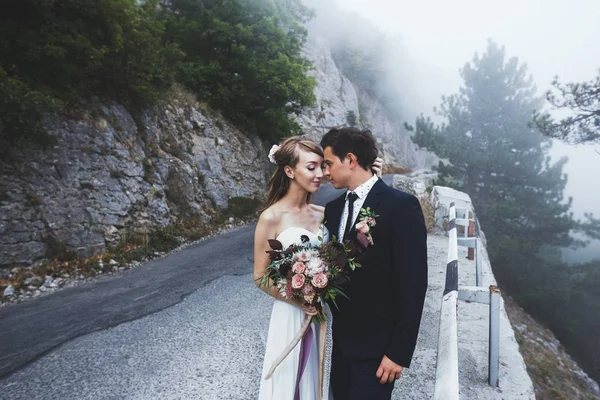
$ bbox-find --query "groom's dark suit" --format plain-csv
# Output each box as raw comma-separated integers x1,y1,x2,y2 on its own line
325,178,428,399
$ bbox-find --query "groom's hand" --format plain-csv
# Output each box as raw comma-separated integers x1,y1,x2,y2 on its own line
376,355,403,384
372,157,384,177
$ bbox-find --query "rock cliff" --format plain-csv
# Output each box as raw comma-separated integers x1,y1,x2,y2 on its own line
0,92,269,268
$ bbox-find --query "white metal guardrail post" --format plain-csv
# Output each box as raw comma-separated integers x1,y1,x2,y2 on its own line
434,203,460,400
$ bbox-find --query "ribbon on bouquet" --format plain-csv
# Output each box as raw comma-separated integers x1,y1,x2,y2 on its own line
264,315,328,400
293,323,313,400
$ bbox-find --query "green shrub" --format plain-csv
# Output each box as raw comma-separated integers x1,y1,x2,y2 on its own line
220,196,262,221
148,224,182,252
163,0,316,141
0,0,180,143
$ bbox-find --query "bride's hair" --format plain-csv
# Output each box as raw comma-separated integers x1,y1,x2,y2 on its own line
262,136,324,211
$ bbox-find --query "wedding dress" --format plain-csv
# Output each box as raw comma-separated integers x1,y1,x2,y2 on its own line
258,226,333,400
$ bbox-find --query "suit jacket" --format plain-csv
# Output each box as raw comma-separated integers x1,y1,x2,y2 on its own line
324,178,428,368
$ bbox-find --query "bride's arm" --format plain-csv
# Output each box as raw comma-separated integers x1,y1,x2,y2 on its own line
253,209,306,309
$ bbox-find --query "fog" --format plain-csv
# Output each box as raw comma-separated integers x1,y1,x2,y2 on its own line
336,0,600,115
327,0,600,262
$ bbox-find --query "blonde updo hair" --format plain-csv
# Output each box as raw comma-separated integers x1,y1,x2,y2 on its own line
262,136,324,211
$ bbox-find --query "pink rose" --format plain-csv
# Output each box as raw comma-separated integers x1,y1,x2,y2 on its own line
291,273,305,289
355,220,370,235
293,261,306,274
311,272,328,289
301,284,313,295
365,217,376,227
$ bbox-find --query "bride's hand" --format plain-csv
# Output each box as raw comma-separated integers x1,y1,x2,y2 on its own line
301,303,319,317
372,157,384,177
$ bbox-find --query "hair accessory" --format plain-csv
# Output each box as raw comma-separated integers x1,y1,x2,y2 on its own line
268,144,281,164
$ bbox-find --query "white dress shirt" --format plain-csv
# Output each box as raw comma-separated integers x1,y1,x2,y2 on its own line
338,174,379,241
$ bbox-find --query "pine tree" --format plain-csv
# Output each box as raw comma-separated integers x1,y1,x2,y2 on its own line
410,40,577,289
534,70,600,144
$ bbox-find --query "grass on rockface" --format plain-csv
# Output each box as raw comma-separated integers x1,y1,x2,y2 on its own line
46,235,78,262
113,215,212,263
217,197,262,223
503,295,600,400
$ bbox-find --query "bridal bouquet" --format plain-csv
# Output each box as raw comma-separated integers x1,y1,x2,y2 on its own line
257,233,361,322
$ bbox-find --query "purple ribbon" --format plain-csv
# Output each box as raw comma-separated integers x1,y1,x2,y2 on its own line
293,325,314,400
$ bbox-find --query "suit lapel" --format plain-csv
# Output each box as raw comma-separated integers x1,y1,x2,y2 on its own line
326,193,346,241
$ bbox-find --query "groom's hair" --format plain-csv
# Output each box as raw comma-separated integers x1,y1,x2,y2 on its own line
320,127,378,170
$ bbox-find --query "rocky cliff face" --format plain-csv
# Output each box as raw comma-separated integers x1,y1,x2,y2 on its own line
297,35,430,169
0,92,269,268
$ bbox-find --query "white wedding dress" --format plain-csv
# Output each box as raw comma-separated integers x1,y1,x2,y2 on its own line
258,226,333,400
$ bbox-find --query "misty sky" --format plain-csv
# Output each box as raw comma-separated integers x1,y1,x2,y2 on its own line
335,0,600,223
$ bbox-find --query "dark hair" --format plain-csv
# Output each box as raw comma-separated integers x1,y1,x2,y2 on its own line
320,127,378,170
262,136,324,212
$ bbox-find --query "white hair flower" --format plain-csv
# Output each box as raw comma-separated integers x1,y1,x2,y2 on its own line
268,144,281,164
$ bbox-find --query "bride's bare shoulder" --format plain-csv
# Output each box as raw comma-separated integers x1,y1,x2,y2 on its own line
258,205,282,227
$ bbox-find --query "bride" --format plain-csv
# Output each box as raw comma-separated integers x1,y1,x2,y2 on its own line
253,136,382,400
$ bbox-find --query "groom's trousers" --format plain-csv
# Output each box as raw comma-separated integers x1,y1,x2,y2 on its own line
331,341,395,400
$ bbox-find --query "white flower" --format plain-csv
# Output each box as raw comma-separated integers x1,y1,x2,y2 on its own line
305,257,326,277
268,144,281,164
293,249,318,262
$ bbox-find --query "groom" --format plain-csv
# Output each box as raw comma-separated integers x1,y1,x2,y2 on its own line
321,128,428,399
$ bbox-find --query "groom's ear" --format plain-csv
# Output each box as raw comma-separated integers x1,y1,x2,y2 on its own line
346,153,358,169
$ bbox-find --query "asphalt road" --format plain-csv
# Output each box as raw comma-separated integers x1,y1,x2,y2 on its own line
0,176,392,379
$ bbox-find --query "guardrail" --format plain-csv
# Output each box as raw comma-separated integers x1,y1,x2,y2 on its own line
434,203,501,399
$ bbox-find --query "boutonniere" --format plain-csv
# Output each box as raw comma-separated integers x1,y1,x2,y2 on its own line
355,207,379,248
